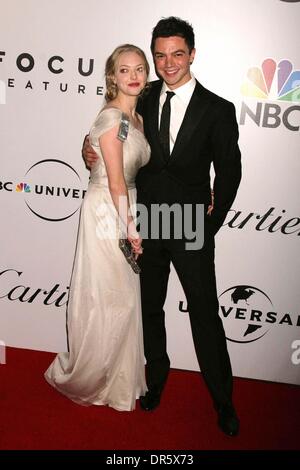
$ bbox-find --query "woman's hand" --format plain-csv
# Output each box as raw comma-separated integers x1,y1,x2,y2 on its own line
127,220,143,259
128,235,143,259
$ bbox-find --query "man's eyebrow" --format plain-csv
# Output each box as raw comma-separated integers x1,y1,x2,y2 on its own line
154,49,186,55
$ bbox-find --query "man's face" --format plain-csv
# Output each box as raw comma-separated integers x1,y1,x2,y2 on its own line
153,36,195,89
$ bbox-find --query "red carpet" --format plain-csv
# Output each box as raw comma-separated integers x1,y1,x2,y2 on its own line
0,347,299,450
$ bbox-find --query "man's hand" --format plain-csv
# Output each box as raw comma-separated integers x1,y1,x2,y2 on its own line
207,190,214,215
82,135,99,169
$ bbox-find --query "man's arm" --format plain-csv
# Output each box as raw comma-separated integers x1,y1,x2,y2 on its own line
82,135,99,169
210,101,242,234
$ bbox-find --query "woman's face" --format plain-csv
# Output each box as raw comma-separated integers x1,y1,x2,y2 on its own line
114,51,147,97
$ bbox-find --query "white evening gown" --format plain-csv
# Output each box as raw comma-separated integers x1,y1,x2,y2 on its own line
45,108,150,411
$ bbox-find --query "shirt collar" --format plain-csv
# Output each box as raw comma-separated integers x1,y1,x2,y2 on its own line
161,73,196,105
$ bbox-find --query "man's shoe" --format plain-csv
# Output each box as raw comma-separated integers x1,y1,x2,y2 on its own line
217,404,240,436
140,390,161,411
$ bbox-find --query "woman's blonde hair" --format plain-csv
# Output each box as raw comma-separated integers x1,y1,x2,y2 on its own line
105,44,150,102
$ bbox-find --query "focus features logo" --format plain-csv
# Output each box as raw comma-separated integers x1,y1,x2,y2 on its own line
0,50,104,97
1,159,86,221
218,285,300,343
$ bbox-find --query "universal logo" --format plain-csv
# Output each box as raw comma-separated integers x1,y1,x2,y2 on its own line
1,159,86,221
219,285,300,343
240,58,300,131
179,284,299,343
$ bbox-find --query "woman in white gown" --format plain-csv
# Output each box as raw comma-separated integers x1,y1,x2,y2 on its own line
45,45,150,411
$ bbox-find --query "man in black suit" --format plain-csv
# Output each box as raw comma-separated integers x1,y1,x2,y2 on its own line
83,17,241,436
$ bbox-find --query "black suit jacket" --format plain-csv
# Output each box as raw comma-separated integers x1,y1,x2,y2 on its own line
136,79,241,237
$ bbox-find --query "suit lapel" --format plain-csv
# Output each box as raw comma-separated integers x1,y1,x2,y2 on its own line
169,81,211,164
145,82,166,165
146,80,211,166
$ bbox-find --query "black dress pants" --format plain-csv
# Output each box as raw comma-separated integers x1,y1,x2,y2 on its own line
139,236,233,407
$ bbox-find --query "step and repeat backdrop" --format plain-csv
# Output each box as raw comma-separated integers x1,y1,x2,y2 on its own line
0,0,299,384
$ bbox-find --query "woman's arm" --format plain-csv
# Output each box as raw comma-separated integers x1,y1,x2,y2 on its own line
99,126,142,255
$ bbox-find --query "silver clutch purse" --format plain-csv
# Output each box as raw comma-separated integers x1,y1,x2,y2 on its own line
119,238,141,274
117,114,140,274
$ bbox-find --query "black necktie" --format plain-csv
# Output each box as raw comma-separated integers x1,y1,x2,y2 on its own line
159,91,175,158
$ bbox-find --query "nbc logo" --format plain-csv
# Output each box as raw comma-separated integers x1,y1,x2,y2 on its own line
242,59,300,102
16,183,31,193
240,58,300,131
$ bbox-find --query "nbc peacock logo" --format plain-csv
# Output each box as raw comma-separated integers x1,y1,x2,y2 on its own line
16,183,31,193
240,58,300,131
241,58,300,103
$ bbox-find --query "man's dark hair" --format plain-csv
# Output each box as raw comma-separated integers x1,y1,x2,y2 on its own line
151,16,195,54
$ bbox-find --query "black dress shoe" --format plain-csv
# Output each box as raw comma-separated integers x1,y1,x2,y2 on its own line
217,404,240,436
140,390,161,411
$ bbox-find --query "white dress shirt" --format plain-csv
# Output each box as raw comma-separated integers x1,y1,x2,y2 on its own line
159,74,196,154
